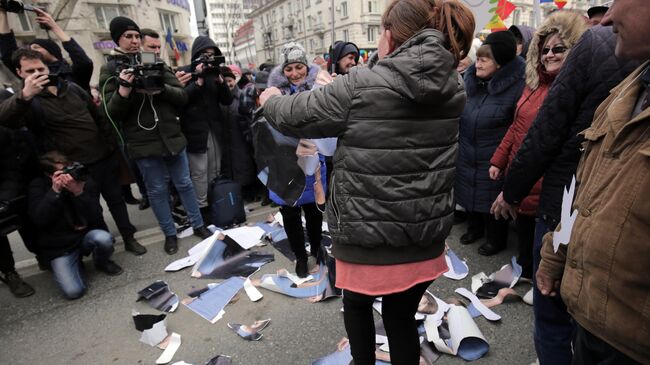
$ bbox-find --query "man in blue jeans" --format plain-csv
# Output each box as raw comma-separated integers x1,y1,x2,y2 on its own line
28,151,122,299
99,17,212,254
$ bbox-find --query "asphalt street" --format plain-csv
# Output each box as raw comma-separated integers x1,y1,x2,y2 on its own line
0,198,537,365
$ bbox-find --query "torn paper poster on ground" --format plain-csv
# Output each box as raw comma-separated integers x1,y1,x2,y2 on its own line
156,332,181,364
191,235,274,279
472,257,522,299
455,288,501,321
258,263,339,302
165,232,220,272
205,355,232,365
227,319,271,341
132,311,168,347
426,305,489,361
137,281,179,312
443,248,469,280
221,226,267,249
312,338,390,365
183,277,245,323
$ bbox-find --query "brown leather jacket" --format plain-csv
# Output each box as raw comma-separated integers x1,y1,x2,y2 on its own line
539,62,650,364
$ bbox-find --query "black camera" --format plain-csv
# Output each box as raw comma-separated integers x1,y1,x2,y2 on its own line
45,73,59,87
61,162,88,182
192,53,225,77
0,0,37,13
112,52,166,93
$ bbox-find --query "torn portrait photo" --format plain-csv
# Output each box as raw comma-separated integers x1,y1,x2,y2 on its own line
191,235,274,279
227,319,271,341
137,281,180,313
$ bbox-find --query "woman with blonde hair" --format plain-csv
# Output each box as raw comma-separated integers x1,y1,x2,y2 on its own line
259,0,474,363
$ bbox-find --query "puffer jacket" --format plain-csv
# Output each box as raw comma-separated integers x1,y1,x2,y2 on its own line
99,48,188,159
455,57,525,213
502,25,641,229
491,12,587,216
179,36,233,154
221,85,257,187
539,62,650,364
264,29,465,265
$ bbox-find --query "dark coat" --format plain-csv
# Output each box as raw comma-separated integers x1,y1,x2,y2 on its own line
27,175,104,261
0,81,114,164
99,49,188,159
502,26,641,229
0,32,93,92
264,29,465,265
455,57,526,213
0,126,37,202
221,86,256,186
179,36,233,154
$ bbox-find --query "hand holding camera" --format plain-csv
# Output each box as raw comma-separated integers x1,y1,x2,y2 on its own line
22,73,49,100
52,163,88,196
118,69,135,97
175,70,192,87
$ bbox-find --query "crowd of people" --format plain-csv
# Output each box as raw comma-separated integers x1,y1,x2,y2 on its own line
0,0,648,364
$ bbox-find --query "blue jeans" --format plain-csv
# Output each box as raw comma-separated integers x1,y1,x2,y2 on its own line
136,149,204,237
50,229,114,299
532,220,575,365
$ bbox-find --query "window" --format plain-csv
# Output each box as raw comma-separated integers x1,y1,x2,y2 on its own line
94,5,126,29
512,9,520,25
310,38,315,52
307,16,312,30
16,12,32,31
288,1,292,15
341,1,348,17
159,11,178,32
368,0,378,13
305,0,310,8
342,29,349,41
367,25,379,42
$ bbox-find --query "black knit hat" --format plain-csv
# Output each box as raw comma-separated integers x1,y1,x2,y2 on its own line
483,31,517,67
109,16,140,44
221,66,236,80
30,39,62,60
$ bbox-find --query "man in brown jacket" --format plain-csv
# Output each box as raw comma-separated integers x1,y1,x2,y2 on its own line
537,0,650,363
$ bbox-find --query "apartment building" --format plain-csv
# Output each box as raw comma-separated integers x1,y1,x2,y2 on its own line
4,0,193,84
203,0,260,62
248,0,388,66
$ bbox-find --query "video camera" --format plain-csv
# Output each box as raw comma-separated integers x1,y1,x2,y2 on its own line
192,53,225,77
0,0,37,13
61,162,88,182
112,51,166,93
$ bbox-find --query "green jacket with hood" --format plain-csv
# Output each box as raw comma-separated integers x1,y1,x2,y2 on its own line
99,48,188,159
263,29,466,265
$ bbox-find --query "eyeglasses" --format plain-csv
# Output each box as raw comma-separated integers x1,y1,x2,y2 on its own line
542,46,567,55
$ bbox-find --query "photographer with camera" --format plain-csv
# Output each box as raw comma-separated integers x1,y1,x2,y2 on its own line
0,48,146,256
174,36,232,224
28,151,122,299
100,17,212,254
0,7,93,92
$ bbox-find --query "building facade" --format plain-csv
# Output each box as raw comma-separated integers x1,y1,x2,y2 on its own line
5,0,193,85
204,0,259,63
233,19,256,69
248,0,388,66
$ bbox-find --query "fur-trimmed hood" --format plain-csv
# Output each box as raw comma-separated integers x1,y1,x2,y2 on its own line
267,64,321,95
525,11,587,90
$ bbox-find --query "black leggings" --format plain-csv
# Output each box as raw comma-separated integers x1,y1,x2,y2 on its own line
342,280,433,365
279,203,322,260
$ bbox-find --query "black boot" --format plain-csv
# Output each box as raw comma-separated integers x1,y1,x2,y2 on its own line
295,257,308,278
0,271,35,298
138,197,150,210
164,235,178,255
122,185,140,205
124,236,147,255
199,207,212,226
194,226,212,239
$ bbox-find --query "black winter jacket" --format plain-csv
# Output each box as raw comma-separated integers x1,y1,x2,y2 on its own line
179,36,233,154
502,26,641,229
264,29,465,265
221,85,256,186
455,58,526,213
28,175,104,261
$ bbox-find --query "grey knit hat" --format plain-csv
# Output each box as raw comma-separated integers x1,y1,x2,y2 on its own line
280,42,308,68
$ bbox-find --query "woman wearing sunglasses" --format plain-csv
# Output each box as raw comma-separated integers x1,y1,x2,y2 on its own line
489,11,587,280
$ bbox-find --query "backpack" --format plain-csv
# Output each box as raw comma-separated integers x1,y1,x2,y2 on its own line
208,176,246,228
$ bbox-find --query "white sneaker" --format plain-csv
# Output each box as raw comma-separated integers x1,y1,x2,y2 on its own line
523,288,534,305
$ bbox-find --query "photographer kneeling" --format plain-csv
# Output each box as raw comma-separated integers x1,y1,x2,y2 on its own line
28,151,122,300
100,17,211,255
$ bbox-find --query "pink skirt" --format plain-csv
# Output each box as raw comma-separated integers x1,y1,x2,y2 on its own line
335,253,448,296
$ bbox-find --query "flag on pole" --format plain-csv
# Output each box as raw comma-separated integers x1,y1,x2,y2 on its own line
166,28,180,62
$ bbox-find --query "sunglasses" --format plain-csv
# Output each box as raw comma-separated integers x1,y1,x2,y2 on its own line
542,46,567,55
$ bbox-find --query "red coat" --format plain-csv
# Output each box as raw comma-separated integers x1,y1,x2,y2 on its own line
490,84,550,216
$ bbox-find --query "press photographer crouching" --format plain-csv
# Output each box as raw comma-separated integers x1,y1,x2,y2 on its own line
28,151,122,299
100,17,212,255
175,36,233,223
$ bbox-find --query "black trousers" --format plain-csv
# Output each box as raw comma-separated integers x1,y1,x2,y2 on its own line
87,152,136,238
515,215,536,278
466,212,509,247
279,203,322,260
0,235,15,274
572,324,641,365
342,280,433,365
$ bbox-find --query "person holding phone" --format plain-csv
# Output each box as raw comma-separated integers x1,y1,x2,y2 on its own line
0,7,93,92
